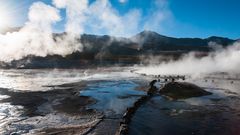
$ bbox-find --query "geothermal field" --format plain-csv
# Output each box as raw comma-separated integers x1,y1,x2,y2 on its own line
0,0,240,135
0,68,240,135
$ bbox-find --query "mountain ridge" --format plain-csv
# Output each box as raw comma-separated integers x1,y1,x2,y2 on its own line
0,30,237,68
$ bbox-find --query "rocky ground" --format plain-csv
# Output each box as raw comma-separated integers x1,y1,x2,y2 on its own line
0,81,104,135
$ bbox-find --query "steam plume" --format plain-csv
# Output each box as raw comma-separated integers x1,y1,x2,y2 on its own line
0,0,171,62
136,41,240,76
0,2,82,62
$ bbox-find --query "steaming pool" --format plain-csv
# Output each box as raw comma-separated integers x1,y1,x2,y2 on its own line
0,68,240,135
80,81,146,117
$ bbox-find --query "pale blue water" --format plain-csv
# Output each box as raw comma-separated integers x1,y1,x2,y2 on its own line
80,80,146,116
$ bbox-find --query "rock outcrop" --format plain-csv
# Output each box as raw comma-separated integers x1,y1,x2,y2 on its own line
160,82,212,99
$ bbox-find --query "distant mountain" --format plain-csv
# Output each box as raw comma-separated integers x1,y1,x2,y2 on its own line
131,30,235,51
81,30,236,56
0,31,237,68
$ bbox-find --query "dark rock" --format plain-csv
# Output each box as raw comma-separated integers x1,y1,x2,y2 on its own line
148,80,158,95
160,82,212,99
149,80,157,87
53,96,96,115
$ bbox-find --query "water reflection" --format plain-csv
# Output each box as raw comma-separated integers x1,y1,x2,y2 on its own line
81,81,146,116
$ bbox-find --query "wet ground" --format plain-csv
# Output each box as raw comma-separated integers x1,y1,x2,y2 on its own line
0,68,240,135
0,82,100,135
129,95,240,135
0,68,148,135
129,75,240,135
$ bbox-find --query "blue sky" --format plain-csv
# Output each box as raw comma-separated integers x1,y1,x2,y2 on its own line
2,0,240,39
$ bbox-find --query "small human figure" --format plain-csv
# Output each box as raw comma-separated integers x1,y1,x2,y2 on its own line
148,80,157,95
165,78,168,82
182,76,185,81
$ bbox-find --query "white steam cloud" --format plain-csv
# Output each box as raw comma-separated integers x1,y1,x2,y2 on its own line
144,0,172,32
0,0,238,77
0,0,171,62
0,1,82,62
136,41,240,76
86,0,141,37
53,0,88,34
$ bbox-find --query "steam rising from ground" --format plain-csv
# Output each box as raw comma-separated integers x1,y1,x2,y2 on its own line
136,41,240,76
3,0,238,77
0,1,82,62
0,0,168,62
